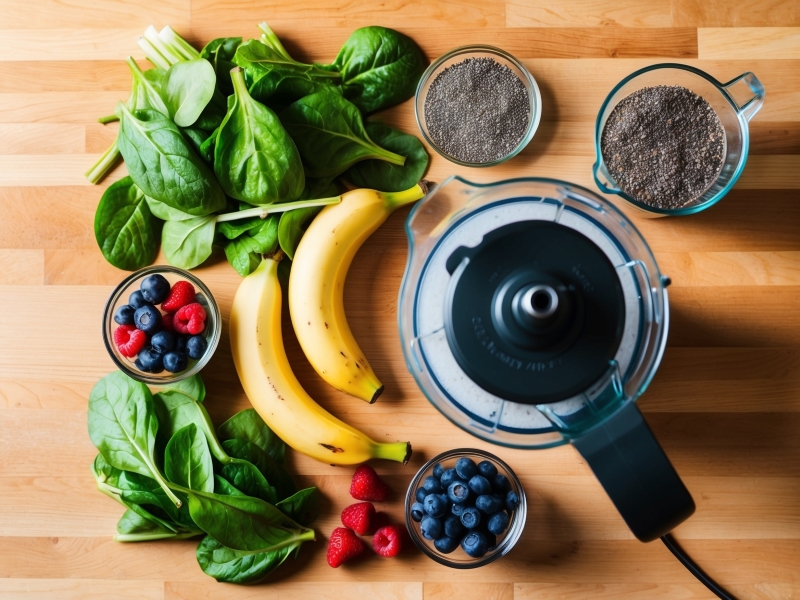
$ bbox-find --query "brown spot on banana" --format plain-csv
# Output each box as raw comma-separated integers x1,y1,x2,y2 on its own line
319,444,345,453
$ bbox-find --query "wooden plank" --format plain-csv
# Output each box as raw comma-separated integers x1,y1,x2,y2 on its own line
0,579,164,600
506,0,671,28
0,380,91,410
699,27,800,60
85,123,119,154
0,0,189,30
0,30,148,62
0,250,44,285
45,249,130,286
0,61,132,94
166,582,423,600
0,155,125,187
658,251,800,286
0,93,128,123
516,582,800,600
0,124,85,155
423,583,513,600
748,122,800,154
671,0,800,27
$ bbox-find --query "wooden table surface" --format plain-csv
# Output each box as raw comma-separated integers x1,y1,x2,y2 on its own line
1,1,799,598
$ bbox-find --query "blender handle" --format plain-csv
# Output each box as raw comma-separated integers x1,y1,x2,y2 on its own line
572,402,695,542
722,71,765,122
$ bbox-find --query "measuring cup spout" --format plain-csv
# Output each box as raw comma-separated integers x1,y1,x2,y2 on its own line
592,160,622,194
722,71,765,122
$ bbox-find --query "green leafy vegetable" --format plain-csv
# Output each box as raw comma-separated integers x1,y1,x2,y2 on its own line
158,373,206,403
344,122,429,192
145,196,195,221
276,177,339,260
214,68,305,206
222,215,279,277
280,91,406,178
162,59,217,127
153,388,223,460
94,176,161,271
117,471,198,533
217,407,286,464
116,508,180,541
87,372,181,507
222,439,295,501
276,487,320,526
214,475,246,496
117,103,226,216
196,535,298,584
201,37,241,95
330,26,426,114
161,216,216,269
165,423,215,493
126,58,169,116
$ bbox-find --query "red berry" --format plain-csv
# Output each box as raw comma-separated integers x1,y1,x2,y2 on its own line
161,280,196,312
162,312,174,332
350,465,391,502
372,524,403,558
174,302,206,335
327,527,365,568
113,324,147,358
341,502,376,536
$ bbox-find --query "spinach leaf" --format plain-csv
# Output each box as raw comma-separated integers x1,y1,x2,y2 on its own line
153,388,226,462
219,458,277,505
214,68,305,206
186,491,312,552
222,439,296,501
196,535,298,584
222,215,279,277
118,471,199,533
330,26,426,114
87,371,181,507
126,58,169,116
162,59,217,127
180,127,212,164
159,374,206,403
214,475,246,496
344,122,429,192
165,423,215,493
145,195,195,221
277,206,321,261
94,176,160,271
276,487,320,526
116,508,179,541
201,37,241,95
217,408,285,464
233,38,341,105
162,216,216,269
280,91,406,178
117,102,226,216
194,88,227,132
216,217,263,240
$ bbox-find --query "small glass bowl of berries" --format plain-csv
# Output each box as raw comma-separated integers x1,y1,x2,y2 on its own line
404,448,526,568
102,266,221,384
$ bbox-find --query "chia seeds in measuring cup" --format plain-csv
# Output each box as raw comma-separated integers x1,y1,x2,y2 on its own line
424,57,530,164
600,85,725,210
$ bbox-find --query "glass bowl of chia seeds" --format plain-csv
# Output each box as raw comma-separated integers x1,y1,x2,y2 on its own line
415,45,542,167
593,63,764,216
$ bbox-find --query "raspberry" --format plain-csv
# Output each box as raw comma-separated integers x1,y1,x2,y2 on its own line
372,524,403,558
174,303,206,335
113,324,147,358
350,464,391,502
161,280,196,312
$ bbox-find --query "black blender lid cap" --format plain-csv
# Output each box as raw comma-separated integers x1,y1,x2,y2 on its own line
443,220,625,405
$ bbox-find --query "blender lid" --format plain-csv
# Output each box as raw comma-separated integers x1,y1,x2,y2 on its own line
443,219,625,404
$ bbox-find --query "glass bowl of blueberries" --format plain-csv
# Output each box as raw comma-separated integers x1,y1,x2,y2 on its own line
102,266,221,384
404,448,526,568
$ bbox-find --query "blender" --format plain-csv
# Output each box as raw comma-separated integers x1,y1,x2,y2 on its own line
398,176,694,542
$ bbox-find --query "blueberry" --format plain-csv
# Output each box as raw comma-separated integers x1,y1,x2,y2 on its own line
420,516,442,540
150,330,175,354
135,347,164,373
461,531,489,558
175,335,189,354
440,468,460,487
493,473,510,493
434,535,459,554
163,351,188,373
488,511,510,535
423,476,443,494
186,335,208,360
447,481,470,504
468,475,492,496
455,457,478,480
477,460,498,479
410,502,425,522
113,305,135,325
432,463,444,479
443,514,464,539
415,487,428,503
134,304,162,335
140,274,170,304
484,531,498,552
451,503,465,516
129,290,147,309
505,491,520,512
476,494,503,514
423,493,447,518
460,506,481,529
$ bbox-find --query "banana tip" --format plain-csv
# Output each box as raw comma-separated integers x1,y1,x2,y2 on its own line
369,385,384,404
403,442,412,465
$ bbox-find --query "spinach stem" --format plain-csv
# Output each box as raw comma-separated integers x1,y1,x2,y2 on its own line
159,25,200,61
84,138,121,184
143,25,181,66
137,36,171,70
215,196,342,223
257,22,294,62
115,531,198,542
98,114,119,124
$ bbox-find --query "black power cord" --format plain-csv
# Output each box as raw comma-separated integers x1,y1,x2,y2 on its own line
661,534,737,600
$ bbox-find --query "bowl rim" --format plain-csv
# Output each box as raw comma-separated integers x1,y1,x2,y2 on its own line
404,447,527,568
101,265,222,385
414,44,542,168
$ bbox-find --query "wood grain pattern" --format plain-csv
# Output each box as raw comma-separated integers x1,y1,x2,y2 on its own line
1,1,798,598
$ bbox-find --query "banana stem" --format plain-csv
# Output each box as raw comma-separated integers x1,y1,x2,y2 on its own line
372,441,412,465
380,180,431,211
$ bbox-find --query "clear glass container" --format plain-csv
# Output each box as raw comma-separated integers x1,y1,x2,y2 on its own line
102,265,221,385
415,45,542,167
404,448,527,568
593,63,765,216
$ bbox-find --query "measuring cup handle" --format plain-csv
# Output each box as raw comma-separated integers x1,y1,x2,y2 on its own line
572,402,695,542
722,72,765,122
592,161,621,195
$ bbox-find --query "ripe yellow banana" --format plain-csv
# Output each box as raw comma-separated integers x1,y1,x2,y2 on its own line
229,254,411,466
289,182,429,403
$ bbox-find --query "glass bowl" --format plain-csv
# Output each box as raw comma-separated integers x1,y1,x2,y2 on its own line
593,63,764,216
415,45,542,168
101,265,221,385
404,448,527,568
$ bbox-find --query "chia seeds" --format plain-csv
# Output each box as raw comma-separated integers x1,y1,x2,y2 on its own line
424,57,530,164
601,85,725,210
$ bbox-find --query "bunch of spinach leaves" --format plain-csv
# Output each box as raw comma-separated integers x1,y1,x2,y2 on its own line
88,371,318,584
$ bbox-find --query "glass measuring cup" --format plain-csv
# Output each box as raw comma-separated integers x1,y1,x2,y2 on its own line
592,63,765,216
